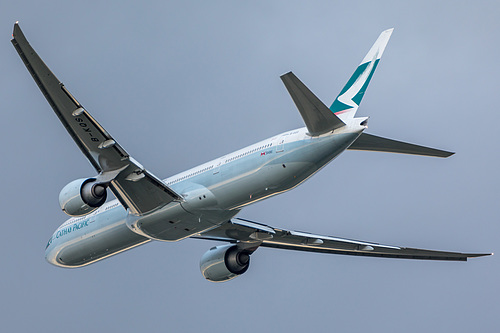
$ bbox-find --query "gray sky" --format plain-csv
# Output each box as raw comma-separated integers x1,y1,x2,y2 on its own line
1,1,498,332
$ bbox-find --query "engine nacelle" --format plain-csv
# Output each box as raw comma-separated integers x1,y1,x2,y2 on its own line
200,244,251,282
59,178,108,217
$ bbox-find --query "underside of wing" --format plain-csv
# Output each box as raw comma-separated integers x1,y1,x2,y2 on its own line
11,23,128,172
12,23,181,216
195,218,490,261
110,168,182,215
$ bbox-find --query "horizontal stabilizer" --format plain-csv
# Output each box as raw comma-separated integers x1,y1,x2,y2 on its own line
281,72,345,136
348,133,454,158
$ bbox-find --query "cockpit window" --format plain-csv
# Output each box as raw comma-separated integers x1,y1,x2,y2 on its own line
45,237,53,249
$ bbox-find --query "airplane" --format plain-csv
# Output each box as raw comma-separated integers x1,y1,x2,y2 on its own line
12,22,491,282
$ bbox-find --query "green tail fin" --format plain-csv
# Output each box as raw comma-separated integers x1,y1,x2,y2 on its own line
331,29,393,119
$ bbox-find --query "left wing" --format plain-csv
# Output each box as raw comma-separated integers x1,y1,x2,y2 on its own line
195,218,491,261
12,22,181,215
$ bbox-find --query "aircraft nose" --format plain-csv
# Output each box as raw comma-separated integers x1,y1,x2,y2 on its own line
45,244,55,264
44,238,61,267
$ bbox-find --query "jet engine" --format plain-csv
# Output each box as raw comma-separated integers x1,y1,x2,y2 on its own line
59,178,108,217
200,244,251,282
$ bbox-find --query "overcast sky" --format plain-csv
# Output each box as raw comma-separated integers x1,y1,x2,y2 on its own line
1,1,498,332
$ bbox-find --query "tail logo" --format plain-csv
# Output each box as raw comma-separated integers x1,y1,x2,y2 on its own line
330,56,379,115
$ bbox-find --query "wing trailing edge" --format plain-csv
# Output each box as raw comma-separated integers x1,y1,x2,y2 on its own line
12,22,182,216
348,133,454,158
195,218,491,262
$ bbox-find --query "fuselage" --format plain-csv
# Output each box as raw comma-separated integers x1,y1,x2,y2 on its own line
45,121,365,267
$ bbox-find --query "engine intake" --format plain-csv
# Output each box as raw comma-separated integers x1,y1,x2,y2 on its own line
59,178,108,216
200,244,251,282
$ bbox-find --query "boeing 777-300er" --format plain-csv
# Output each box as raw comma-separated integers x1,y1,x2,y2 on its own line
12,23,491,282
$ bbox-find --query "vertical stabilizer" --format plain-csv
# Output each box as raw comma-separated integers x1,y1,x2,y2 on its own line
330,29,393,120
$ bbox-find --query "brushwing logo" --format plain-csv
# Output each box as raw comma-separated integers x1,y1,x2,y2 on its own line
330,54,380,115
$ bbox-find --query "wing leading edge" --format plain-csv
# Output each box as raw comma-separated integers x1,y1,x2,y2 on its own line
12,23,181,215
195,218,491,261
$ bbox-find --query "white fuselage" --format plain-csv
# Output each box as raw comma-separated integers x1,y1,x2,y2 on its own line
45,121,365,267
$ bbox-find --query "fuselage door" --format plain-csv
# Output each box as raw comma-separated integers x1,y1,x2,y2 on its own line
276,135,286,153
213,156,225,175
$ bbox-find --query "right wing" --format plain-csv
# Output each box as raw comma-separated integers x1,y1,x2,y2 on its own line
195,218,491,261
12,22,181,215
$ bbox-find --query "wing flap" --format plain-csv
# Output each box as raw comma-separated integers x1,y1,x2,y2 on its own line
348,133,454,158
13,23,181,216
195,218,490,261
110,168,182,215
11,23,129,172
